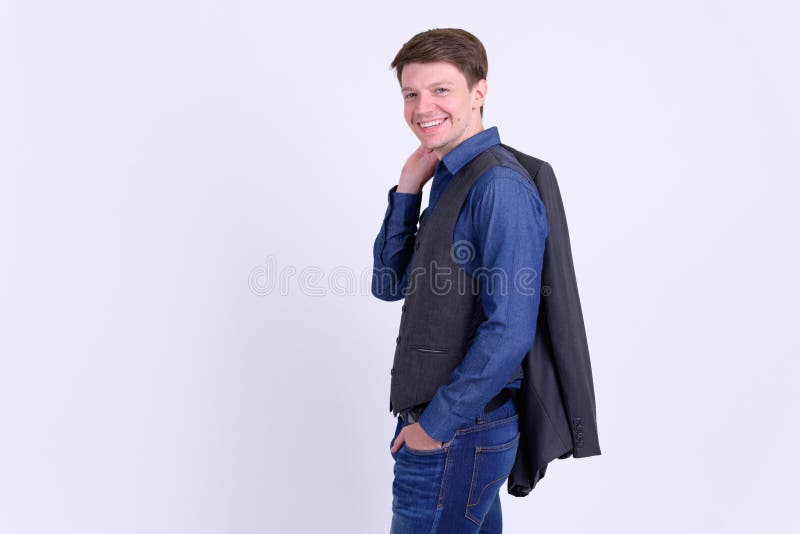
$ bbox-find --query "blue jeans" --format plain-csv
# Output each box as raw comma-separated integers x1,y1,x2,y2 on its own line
389,397,519,533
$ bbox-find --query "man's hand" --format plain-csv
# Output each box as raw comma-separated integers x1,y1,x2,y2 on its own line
397,145,438,194
390,422,444,453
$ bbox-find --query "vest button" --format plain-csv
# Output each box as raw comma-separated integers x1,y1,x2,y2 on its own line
402,304,407,312
396,335,401,343
390,368,395,375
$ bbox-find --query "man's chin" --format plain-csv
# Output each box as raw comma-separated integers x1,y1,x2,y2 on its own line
417,139,442,152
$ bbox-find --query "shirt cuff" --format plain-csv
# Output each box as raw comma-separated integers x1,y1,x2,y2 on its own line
417,394,473,444
385,185,423,228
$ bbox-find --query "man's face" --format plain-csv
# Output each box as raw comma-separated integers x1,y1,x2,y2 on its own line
400,61,486,159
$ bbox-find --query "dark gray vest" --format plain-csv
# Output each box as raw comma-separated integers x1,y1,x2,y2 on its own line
389,145,525,415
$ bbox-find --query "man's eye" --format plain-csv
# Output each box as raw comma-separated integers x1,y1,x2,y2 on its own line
435,88,449,94
404,93,416,100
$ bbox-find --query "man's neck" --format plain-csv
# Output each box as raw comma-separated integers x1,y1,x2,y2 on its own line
433,122,485,160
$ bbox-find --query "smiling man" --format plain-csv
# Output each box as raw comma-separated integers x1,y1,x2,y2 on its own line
371,29,549,533
400,60,486,162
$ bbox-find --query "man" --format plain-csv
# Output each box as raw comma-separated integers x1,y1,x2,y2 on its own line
371,28,549,533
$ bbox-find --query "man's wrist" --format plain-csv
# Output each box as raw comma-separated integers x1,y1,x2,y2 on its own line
396,183,422,194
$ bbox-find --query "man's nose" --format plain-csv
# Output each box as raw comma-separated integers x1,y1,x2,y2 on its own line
414,92,436,115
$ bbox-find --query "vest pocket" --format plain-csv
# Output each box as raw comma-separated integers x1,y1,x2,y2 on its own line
414,347,461,405
410,346,449,354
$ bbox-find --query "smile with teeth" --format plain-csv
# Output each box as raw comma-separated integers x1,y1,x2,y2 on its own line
419,118,446,129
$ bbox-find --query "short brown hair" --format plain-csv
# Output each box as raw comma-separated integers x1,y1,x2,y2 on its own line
390,28,488,116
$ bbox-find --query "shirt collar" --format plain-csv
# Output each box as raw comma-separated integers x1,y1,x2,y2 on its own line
438,126,501,176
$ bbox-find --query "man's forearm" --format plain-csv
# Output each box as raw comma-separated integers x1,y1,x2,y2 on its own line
371,186,423,301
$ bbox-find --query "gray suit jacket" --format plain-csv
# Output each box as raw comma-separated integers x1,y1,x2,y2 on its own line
500,144,601,497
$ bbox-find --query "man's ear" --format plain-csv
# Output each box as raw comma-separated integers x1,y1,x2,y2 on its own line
472,79,488,111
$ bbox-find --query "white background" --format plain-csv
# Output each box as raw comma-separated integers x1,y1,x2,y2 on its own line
1,1,799,532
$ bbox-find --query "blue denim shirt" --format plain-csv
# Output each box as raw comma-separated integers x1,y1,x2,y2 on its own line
372,127,549,443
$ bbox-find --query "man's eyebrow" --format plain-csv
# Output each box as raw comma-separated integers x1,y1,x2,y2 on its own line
400,80,456,92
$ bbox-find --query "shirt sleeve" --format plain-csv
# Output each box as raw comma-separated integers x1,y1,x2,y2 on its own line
371,185,423,301
417,170,549,443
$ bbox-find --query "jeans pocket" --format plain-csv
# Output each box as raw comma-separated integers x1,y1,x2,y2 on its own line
465,432,520,526
403,445,447,456
403,436,453,456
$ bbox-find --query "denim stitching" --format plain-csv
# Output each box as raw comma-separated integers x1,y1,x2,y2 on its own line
464,432,520,525
436,442,455,510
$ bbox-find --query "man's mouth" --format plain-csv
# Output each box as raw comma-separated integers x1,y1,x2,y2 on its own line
418,118,447,129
